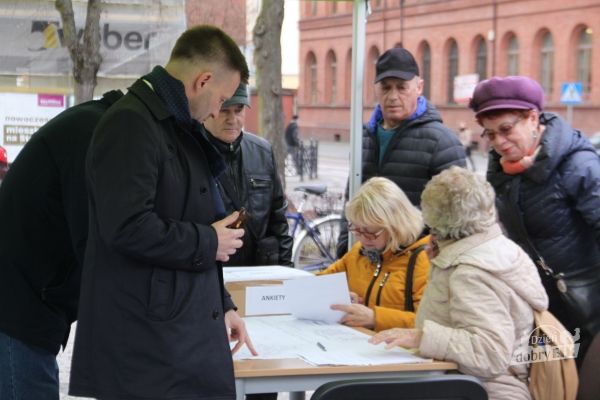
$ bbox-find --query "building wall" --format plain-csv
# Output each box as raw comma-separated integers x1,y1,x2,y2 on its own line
186,0,246,45
298,0,600,141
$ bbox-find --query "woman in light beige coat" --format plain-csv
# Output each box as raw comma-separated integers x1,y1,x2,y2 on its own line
370,166,549,400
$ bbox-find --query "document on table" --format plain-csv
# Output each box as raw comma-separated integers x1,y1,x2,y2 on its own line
284,272,350,323
223,266,312,282
233,315,430,366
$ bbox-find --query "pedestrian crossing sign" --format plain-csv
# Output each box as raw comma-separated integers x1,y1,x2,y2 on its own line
560,82,583,105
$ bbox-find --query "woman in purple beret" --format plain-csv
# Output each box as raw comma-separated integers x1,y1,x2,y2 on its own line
469,75,600,370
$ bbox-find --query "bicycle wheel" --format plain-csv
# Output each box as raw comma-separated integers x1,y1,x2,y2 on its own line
292,215,342,272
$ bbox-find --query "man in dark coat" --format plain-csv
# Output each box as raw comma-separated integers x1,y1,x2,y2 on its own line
0,90,123,399
69,26,256,400
204,83,293,269
284,114,301,173
337,48,466,257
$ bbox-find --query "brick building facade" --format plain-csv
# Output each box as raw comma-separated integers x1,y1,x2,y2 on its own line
298,0,600,142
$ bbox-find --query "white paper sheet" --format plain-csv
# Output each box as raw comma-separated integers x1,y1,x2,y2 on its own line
245,285,288,316
283,272,351,323
223,266,312,282
234,315,430,366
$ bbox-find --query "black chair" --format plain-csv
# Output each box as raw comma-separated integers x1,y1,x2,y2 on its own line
310,375,488,400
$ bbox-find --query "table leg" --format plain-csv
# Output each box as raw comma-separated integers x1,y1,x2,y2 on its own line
289,391,306,400
235,379,245,400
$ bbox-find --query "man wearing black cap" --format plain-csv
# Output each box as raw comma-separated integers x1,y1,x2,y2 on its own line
204,83,293,269
337,47,466,257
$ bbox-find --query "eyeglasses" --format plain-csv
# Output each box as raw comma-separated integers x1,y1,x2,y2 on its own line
480,116,522,141
348,223,385,240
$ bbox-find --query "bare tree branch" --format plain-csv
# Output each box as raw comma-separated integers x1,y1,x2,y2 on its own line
253,0,285,183
55,0,102,103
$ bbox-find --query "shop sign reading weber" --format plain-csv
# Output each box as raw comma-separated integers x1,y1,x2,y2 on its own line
0,0,185,76
0,1,186,161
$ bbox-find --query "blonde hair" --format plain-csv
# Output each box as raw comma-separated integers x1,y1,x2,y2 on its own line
421,166,496,240
346,177,424,253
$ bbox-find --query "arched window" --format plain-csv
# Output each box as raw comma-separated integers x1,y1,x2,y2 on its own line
540,32,554,95
366,46,380,104
577,28,593,94
421,42,431,99
507,35,519,76
345,49,352,103
325,50,337,105
306,52,318,104
447,40,459,103
476,38,487,81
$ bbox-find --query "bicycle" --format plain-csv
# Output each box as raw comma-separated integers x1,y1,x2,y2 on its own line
286,185,342,272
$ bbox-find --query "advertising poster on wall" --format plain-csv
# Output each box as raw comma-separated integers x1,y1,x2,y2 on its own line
0,92,66,162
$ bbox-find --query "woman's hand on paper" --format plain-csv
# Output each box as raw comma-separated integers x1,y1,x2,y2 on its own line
369,328,423,350
330,303,374,329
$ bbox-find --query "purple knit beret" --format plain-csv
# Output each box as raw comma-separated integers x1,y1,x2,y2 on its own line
469,76,544,117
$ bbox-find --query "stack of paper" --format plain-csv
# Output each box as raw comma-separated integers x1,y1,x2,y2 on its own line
234,315,430,366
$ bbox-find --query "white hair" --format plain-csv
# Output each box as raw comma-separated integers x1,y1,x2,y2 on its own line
421,166,497,240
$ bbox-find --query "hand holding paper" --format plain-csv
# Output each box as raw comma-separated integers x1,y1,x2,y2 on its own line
330,303,375,329
283,272,351,323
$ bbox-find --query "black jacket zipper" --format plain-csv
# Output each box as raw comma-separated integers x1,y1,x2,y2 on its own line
375,272,391,306
364,260,382,307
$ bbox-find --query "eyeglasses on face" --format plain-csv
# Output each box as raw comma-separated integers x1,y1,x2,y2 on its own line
480,116,523,141
348,223,385,240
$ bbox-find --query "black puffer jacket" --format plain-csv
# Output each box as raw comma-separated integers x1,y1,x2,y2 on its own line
337,102,466,258
488,112,600,334
361,102,466,205
208,131,293,266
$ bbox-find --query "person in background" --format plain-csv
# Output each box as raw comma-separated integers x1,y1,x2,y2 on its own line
69,25,256,400
0,90,123,399
0,146,8,184
457,121,475,170
337,47,466,258
284,114,301,173
204,83,293,274
470,75,600,365
371,166,549,400
320,177,430,332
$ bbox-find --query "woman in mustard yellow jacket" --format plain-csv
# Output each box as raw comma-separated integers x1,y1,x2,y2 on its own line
319,177,430,332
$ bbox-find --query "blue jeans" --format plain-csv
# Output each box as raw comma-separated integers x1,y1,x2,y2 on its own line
0,330,59,400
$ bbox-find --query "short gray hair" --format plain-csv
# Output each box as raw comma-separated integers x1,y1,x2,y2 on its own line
421,166,496,240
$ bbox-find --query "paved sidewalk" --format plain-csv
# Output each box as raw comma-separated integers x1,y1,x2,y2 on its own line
284,140,488,208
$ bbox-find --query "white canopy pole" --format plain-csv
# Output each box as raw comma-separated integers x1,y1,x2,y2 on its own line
348,0,368,249
349,0,367,200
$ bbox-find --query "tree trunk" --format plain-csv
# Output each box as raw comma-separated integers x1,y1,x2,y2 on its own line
253,0,285,186
55,0,102,104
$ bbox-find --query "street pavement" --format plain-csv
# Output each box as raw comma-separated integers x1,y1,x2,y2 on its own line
58,141,488,399
285,140,488,210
